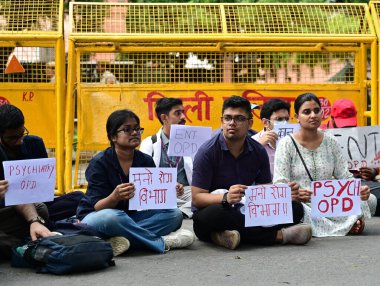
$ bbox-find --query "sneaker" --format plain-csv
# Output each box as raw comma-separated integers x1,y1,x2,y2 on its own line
211,230,240,250
163,229,195,251
107,236,130,257
281,223,312,245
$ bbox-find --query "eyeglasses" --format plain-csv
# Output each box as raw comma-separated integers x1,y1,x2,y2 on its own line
269,116,290,122
1,127,29,143
221,115,251,124
116,127,144,135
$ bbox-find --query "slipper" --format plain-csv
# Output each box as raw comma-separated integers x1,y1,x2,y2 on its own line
349,218,365,235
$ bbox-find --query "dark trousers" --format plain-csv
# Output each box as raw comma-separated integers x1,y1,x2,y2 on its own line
0,191,84,259
45,191,84,222
193,201,304,246
362,181,380,216
0,203,48,258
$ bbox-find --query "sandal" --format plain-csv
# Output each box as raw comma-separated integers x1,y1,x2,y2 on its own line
349,218,365,235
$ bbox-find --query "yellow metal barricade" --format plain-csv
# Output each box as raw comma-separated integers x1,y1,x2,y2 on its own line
0,0,66,194
370,1,380,124
66,3,378,191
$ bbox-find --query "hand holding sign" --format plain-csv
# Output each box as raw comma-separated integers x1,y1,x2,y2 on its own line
257,130,278,148
111,182,135,202
360,185,370,201
0,180,8,200
228,184,247,204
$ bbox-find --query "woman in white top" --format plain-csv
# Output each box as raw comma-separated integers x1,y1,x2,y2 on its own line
273,93,376,237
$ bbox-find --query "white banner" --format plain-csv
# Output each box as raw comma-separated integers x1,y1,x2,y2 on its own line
326,125,380,169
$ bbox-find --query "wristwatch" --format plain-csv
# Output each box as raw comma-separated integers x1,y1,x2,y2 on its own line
221,192,231,208
28,216,45,225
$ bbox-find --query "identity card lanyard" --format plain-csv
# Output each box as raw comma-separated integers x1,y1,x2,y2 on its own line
161,139,181,168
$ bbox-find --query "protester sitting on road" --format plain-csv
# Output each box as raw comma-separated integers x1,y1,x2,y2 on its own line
322,98,380,216
192,96,312,250
211,102,260,137
0,104,57,258
252,98,291,178
140,98,192,218
273,93,377,236
0,104,84,222
76,109,195,256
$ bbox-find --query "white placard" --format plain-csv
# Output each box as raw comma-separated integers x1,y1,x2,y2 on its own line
273,123,300,141
128,167,177,210
245,184,293,227
3,158,56,206
167,125,212,157
311,179,362,218
326,125,380,169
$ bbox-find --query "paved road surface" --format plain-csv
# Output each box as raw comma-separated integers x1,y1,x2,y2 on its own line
1,218,380,286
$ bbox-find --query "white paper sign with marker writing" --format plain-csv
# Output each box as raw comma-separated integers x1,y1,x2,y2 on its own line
3,158,56,206
311,179,361,218
167,125,212,157
273,123,300,141
129,167,177,210
245,184,293,227
326,126,380,169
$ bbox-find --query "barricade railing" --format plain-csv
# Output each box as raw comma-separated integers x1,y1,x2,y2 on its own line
66,2,377,191
0,0,66,194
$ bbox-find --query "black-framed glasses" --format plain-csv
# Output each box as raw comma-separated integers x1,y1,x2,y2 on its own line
221,115,251,123
1,127,29,143
116,127,144,135
269,116,290,122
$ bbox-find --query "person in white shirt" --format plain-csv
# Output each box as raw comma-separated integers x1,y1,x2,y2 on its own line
140,98,193,218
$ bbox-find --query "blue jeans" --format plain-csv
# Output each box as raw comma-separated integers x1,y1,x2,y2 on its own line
82,208,183,253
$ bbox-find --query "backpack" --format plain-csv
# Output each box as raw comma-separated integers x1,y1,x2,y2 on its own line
13,234,114,274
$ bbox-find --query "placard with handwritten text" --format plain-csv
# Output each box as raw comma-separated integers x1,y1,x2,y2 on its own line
273,123,300,141
311,179,361,218
129,167,177,210
3,158,56,206
245,184,293,227
168,125,212,157
326,126,380,169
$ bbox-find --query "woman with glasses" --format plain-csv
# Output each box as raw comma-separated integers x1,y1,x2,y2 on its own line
76,109,194,256
273,93,376,237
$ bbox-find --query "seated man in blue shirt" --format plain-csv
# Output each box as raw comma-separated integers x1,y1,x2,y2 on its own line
191,96,312,249
0,104,55,258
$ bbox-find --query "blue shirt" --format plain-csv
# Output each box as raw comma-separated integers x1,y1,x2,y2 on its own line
76,147,156,220
0,135,48,207
192,132,271,194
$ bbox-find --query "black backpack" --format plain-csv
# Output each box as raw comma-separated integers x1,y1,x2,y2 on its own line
13,234,114,274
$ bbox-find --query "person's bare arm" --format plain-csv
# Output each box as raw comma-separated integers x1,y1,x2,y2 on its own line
0,180,8,200
15,204,54,240
94,182,135,211
192,184,247,208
